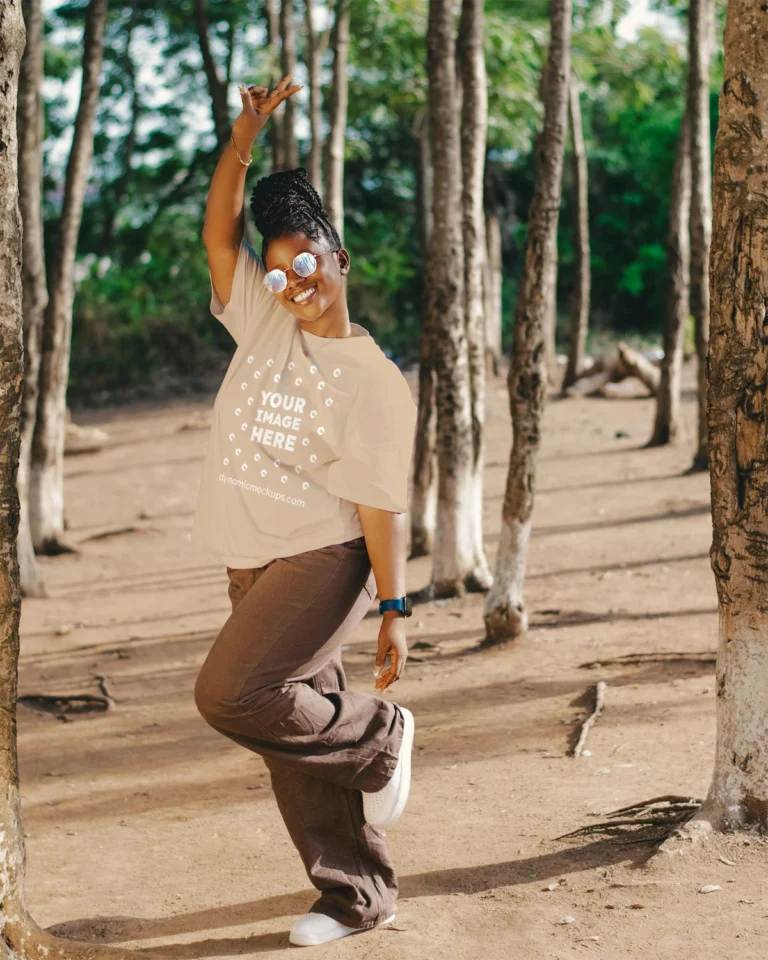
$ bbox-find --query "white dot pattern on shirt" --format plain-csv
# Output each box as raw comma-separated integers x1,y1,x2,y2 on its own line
223,354,345,497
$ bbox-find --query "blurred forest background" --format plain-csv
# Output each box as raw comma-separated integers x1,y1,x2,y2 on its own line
39,0,720,406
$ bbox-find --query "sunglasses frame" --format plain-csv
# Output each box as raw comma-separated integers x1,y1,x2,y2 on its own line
263,249,339,295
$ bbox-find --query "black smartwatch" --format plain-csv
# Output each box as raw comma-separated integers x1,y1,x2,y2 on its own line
379,596,412,617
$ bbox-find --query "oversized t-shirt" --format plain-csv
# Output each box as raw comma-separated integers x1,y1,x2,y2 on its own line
189,237,418,569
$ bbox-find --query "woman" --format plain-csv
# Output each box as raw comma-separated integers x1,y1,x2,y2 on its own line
190,75,418,947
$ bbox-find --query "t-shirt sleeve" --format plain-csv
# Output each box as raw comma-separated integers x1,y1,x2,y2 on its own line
209,237,273,344
326,371,418,513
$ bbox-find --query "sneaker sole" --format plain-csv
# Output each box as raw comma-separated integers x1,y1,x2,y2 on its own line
375,706,414,829
289,913,396,946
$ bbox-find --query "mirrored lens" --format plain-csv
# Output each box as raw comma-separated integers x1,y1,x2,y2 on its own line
264,270,287,294
294,252,317,278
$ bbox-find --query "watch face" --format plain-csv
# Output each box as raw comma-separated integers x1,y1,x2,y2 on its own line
404,596,413,617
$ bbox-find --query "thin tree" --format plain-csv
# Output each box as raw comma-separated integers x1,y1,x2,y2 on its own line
647,108,691,447
323,0,350,243
458,0,493,590
419,0,478,596
688,0,714,471
265,0,285,172
483,155,503,378
410,105,437,558
194,0,230,145
280,0,299,169
663,0,768,842
1,5,142,956
561,69,590,393
28,0,109,555
483,0,572,642
304,0,329,193
16,0,48,597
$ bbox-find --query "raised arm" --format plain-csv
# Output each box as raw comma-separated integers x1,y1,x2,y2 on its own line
202,75,302,309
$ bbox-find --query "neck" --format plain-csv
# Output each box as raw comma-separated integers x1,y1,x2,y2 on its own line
297,294,353,339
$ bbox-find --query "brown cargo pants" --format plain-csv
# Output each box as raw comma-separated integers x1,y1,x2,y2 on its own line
193,535,404,930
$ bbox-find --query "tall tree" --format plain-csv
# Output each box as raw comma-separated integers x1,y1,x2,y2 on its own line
304,0,329,193
458,0,493,590
483,0,572,642
666,0,768,840
1,4,140,955
28,0,109,554
648,108,691,447
688,0,714,471
324,0,350,242
194,0,230,145
422,0,485,596
16,0,48,597
280,0,299,169
561,69,590,393
265,0,285,172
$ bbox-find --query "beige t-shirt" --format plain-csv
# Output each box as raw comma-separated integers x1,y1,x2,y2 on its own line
190,237,418,569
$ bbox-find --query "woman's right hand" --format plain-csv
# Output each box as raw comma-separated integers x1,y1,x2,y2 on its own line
236,74,302,141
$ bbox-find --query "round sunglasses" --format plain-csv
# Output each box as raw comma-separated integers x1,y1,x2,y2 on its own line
263,250,338,295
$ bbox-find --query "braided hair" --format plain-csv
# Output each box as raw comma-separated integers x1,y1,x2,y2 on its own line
249,167,342,263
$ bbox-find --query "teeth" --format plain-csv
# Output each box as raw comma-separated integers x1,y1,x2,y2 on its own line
292,285,316,304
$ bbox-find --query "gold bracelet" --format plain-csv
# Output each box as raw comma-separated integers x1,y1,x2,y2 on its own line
230,131,252,167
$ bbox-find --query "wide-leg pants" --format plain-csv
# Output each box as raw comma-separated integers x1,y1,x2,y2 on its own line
193,535,404,929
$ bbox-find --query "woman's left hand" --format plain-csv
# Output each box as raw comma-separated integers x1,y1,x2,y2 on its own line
373,615,408,692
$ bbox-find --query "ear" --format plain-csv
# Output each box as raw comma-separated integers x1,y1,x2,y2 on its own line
337,248,351,276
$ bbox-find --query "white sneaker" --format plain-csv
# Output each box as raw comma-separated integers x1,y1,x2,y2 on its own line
362,706,414,829
288,911,395,946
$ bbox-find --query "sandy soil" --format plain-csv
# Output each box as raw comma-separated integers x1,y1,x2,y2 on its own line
17,358,768,960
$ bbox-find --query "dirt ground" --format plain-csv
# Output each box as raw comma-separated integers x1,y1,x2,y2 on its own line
18,357,768,960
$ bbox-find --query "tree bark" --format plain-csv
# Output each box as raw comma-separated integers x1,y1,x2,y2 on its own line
265,0,285,173
562,71,591,392
324,0,350,243
682,0,768,835
421,0,478,596
1,6,144,955
483,0,571,643
16,0,48,598
29,0,109,555
648,108,691,447
279,0,299,170
688,0,714,472
457,0,493,591
304,0,328,194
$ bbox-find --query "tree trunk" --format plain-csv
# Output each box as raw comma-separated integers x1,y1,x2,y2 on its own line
1,6,143,955
279,0,299,170
28,0,108,555
457,0,492,591
16,0,48,598
648,108,691,447
265,0,284,173
410,105,437,558
304,0,328,194
483,156,503,378
483,0,571,643
324,0,350,243
680,0,768,836
194,0,230,145
99,0,141,252
689,0,714,472
421,0,478,597
562,71,590,392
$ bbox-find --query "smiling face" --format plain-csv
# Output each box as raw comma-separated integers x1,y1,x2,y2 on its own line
264,233,350,322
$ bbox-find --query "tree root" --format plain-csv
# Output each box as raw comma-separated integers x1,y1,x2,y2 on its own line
555,795,703,845
580,651,716,670
571,680,606,756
